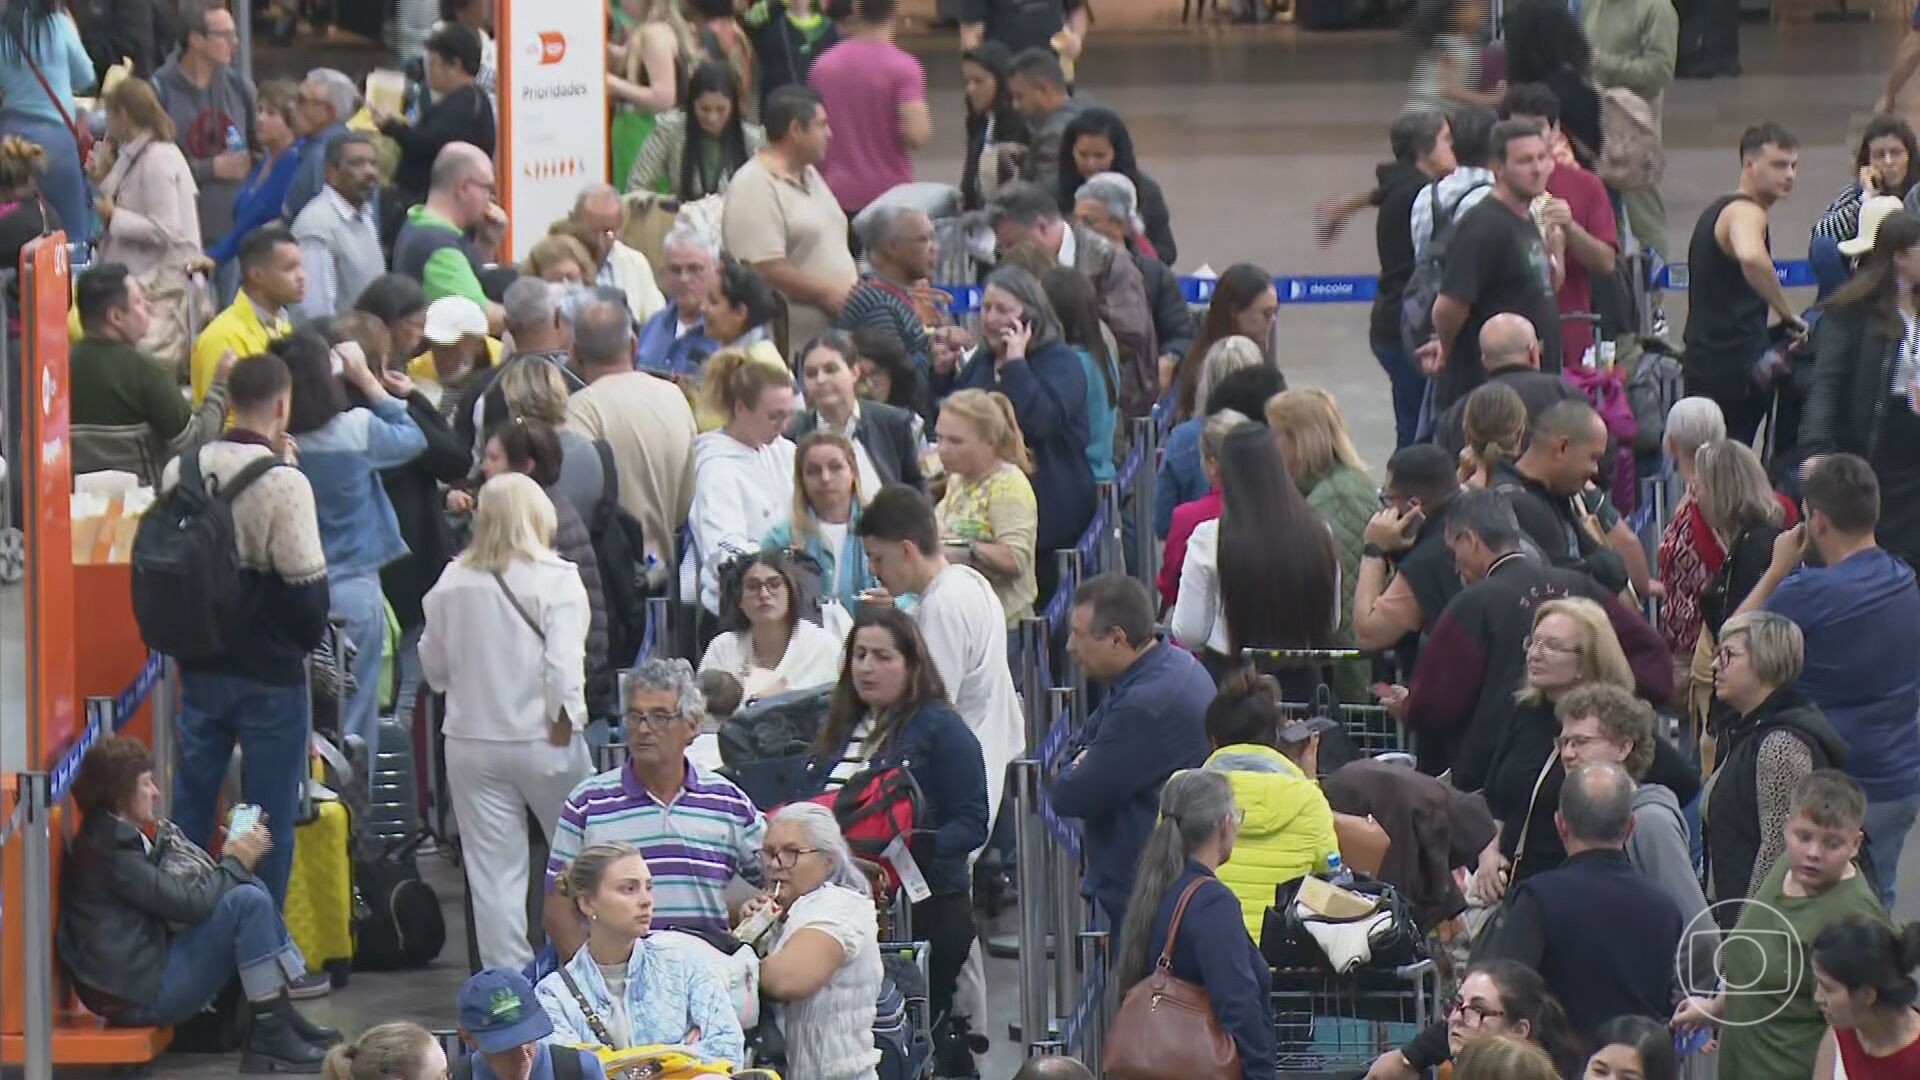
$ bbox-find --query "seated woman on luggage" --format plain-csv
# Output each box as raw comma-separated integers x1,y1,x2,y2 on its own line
698,550,844,702
737,803,885,1080
765,430,879,626
58,737,339,1073
810,605,988,1062
538,843,744,1066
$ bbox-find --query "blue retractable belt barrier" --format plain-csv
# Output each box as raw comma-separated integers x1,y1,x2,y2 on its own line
937,260,1815,314
48,651,165,807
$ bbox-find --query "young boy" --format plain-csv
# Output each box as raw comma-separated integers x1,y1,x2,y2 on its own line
1674,770,1890,1077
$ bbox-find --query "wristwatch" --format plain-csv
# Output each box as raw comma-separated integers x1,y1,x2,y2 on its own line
1363,543,1387,560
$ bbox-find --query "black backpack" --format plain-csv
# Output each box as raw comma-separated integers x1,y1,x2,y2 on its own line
586,441,652,672
132,448,282,663
1401,178,1493,353
352,849,447,971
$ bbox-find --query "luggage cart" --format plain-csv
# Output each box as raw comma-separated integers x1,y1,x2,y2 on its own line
1270,959,1443,1077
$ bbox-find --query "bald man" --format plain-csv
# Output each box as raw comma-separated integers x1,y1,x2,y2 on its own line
1011,1058,1096,1080
392,143,508,334
1434,312,1578,458
569,184,665,324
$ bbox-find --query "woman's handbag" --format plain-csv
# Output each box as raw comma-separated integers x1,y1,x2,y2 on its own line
1105,878,1240,1080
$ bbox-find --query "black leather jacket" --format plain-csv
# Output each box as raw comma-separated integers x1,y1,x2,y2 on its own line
56,813,249,1015
1802,301,1897,462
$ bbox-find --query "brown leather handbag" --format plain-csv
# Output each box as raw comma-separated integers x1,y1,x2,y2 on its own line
1104,878,1241,1080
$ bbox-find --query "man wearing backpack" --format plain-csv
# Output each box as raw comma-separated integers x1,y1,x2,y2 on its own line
1422,119,1567,415
155,354,329,911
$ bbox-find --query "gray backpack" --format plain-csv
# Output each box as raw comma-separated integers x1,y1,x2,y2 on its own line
1400,179,1493,353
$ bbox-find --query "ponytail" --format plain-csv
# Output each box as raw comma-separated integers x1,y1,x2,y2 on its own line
1463,382,1526,476
700,347,794,423
1109,769,1237,1009
320,1022,437,1080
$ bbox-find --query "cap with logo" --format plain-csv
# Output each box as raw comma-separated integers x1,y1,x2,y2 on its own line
422,295,490,345
457,968,553,1054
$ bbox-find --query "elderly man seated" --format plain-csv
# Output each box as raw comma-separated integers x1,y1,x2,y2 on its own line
542,658,766,963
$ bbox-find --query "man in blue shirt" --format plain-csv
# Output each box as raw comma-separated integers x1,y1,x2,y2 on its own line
1054,573,1216,927
284,68,360,221
634,221,721,377
454,968,605,1080
1751,453,1920,910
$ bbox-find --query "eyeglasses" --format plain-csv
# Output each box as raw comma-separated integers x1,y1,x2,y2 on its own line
1523,635,1576,656
1445,996,1507,1025
1712,646,1747,668
623,709,682,730
742,578,787,596
1553,732,1608,753
758,846,822,869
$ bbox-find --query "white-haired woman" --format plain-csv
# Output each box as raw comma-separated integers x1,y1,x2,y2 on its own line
1655,396,1730,663
1154,335,1266,538
739,803,884,1080
420,472,593,971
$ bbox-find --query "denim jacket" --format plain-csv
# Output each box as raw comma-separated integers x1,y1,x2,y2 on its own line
763,506,875,613
534,936,744,1067
297,395,426,576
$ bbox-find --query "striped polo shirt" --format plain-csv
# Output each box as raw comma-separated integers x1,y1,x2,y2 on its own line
546,760,767,935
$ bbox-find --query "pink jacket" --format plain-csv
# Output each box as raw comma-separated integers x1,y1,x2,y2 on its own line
95,134,202,277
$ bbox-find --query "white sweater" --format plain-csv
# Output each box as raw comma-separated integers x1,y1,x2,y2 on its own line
697,619,845,701
690,431,797,613
420,554,590,740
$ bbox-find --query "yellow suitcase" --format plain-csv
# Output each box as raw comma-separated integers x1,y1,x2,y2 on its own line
282,797,355,982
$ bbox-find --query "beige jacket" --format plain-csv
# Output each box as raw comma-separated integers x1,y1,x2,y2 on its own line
95,135,204,277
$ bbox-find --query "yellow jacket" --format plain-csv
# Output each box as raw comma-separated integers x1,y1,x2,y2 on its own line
192,296,292,405
1205,742,1341,940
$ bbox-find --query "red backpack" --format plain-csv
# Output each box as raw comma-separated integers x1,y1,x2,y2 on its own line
810,766,926,891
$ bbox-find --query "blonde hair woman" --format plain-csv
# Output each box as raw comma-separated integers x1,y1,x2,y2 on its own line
1155,334,1265,538
92,77,205,373
1460,381,1528,488
524,232,597,285
935,389,1040,624
321,1022,444,1080
608,0,697,186
420,473,592,971
1454,1032,1562,1080
766,430,877,622
1473,597,1637,905
692,349,799,619
499,356,607,519
1267,387,1375,700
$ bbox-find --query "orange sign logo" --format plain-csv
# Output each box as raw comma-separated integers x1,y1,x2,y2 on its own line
537,31,567,64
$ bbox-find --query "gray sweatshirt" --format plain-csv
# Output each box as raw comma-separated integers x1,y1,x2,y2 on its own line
150,55,256,248
1629,781,1716,999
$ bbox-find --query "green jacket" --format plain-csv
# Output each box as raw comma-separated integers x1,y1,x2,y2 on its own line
1582,0,1678,104
70,338,228,488
1307,464,1377,702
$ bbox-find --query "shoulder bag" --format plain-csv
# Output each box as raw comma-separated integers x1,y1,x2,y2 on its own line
1105,878,1240,1080
10,24,95,164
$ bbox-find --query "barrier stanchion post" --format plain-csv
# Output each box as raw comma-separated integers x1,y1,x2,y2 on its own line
1129,416,1159,591
644,597,671,661
1010,758,1050,1046
20,770,52,1080
151,658,176,817
1046,686,1080,1029
1018,618,1048,753
1077,929,1110,1074
1029,1039,1065,1057
1057,550,1087,716
1102,482,1124,579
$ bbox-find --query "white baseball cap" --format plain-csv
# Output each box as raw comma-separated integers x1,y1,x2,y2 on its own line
1840,196,1907,258
421,295,488,345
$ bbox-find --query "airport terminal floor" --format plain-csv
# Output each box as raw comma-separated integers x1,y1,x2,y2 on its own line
5,13,1920,1078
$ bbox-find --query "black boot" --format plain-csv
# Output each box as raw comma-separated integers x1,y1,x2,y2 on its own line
932,1014,984,1079
278,989,341,1046
240,999,327,1074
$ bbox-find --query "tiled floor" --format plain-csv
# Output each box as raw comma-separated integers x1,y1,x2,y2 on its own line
9,14,1920,1079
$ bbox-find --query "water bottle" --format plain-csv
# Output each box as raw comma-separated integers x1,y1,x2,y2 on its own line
224,123,245,155
1326,852,1355,888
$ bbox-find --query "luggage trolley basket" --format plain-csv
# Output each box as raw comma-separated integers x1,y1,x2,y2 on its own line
1241,648,1415,767
1270,958,1443,1076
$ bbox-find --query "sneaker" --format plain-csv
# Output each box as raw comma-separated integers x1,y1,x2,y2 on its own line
285,972,332,1001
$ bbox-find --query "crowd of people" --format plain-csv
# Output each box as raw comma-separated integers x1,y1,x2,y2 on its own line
4,0,1920,1076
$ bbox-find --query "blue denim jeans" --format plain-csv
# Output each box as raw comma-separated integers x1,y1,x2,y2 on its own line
0,111,91,247
173,672,310,908
1371,342,1428,450
1863,795,1919,911
118,884,305,1024
329,570,386,784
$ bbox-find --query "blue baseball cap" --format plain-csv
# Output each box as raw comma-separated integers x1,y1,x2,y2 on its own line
457,968,553,1054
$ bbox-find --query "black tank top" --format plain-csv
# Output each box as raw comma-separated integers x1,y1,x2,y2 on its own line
1682,193,1771,388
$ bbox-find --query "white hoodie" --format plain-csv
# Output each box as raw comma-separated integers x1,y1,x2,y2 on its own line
691,430,797,613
